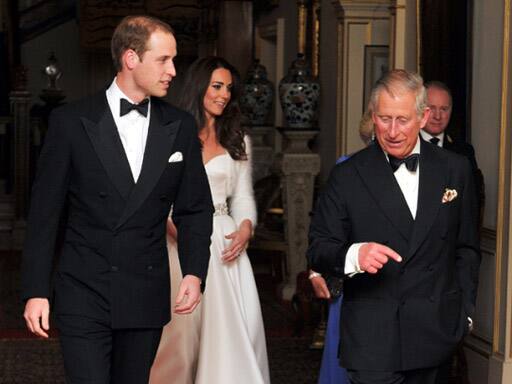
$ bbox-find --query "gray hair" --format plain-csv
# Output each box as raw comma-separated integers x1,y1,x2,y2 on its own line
369,69,427,117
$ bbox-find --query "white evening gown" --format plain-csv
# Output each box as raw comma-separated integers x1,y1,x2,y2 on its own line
150,141,270,384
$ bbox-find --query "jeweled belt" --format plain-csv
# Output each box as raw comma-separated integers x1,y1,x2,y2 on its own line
213,202,229,216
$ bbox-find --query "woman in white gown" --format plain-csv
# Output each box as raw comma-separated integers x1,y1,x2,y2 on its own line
149,56,270,384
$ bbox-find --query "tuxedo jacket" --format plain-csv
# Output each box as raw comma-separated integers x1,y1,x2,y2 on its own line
307,139,480,371
21,91,214,329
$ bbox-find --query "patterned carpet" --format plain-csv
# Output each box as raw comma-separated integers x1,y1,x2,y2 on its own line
0,251,322,383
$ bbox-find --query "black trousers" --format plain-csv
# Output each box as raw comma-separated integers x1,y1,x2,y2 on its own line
57,314,163,384
347,366,440,384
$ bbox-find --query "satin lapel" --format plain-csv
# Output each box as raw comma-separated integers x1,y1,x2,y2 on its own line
354,144,414,242
81,108,134,201
116,102,181,229
406,140,447,260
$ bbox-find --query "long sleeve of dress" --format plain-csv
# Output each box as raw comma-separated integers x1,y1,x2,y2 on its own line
229,136,257,228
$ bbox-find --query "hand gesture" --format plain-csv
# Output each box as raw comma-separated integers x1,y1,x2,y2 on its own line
358,242,402,274
174,275,202,314
24,298,50,338
222,220,252,262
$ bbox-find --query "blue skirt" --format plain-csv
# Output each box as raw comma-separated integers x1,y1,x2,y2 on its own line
318,295,350,384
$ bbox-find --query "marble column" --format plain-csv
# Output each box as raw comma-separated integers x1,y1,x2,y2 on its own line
279,129,320,300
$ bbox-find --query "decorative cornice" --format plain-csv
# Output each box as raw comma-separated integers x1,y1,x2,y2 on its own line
331,0,393,20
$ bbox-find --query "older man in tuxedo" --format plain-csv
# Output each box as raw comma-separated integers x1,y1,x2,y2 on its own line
22,15,213,384
307,69,480,383
420,80,484,225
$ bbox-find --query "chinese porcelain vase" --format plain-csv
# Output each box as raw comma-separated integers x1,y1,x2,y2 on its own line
278,54,320,129
240,60,274,126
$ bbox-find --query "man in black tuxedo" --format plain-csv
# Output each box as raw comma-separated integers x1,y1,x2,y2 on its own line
420,81,484,224
21,15,213,384
307,70,480,383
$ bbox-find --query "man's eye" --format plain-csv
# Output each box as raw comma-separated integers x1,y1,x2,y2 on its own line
398,118,408,124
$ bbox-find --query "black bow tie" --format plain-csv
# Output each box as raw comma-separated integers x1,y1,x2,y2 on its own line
120,98,149,117
388,154,420,173
429,137,440,146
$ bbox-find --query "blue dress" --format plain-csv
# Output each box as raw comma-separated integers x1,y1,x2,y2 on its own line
318,155,350,384
318,296,349,384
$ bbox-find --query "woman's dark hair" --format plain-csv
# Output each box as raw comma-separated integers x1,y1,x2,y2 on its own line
179,56,247,160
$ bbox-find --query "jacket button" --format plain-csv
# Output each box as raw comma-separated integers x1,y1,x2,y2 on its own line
147,265,153,271
160,195,168,202
99,191,107,198
429,296,435,302
111,266,119,272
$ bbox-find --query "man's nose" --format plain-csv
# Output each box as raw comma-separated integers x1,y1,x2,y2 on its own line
388,120,399,137
433,109,441,119
167,62,176,77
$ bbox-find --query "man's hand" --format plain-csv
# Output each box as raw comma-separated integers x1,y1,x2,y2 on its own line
174,275,202,314
358,242,402,274
23,298,50,338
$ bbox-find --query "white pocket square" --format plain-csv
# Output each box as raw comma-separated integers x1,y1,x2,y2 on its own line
442,188,458,203
168,151,183,163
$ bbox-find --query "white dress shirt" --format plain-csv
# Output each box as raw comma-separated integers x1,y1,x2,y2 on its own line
344,138,421,275
106,78,150,182
420,129,444,147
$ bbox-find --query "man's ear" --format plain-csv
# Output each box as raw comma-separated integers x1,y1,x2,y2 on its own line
419,107,431,128
123,49,140,71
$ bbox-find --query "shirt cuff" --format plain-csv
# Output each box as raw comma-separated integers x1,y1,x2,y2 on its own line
345,243,366,277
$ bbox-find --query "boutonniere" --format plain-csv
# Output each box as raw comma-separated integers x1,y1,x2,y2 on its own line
442,188,458,203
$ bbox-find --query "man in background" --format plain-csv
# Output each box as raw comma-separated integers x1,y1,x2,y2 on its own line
420,80,484,224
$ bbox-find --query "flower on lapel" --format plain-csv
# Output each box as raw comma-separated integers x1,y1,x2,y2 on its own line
442,188,458,203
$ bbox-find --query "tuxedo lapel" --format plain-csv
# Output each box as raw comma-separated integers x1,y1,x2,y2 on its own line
354,144,414,242
406,140,447,259
81,97,134,201
116,101,181,229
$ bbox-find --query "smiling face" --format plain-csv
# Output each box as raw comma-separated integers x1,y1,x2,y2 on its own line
424,87,452,135
373,89,430,158
130,30,177,100
203,68,233,120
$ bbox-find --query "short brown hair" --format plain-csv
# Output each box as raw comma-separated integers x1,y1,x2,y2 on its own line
111,15,174,72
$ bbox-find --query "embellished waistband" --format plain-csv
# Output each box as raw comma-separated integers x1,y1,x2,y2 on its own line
213,203,229,217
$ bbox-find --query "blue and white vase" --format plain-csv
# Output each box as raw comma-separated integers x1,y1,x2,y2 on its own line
240,60,274,126
278,54,320,129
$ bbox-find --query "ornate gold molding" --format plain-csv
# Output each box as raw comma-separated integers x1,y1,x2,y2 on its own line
297,0,307,54
416,0,421,73
312,0,320,77
494,0,511,358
